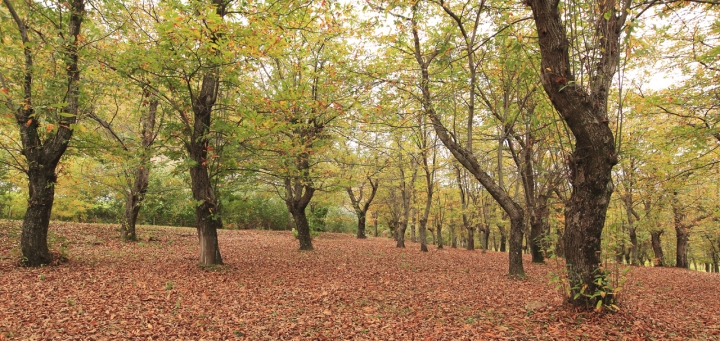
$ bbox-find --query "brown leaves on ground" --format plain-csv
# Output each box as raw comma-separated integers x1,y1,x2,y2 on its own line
0,221,718,340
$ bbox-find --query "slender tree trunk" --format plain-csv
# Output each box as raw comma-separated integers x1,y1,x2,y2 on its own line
450,222,457,248
529,195,549,263
651,230,665,267
436,221,443,249
481,224,490,253
121,97,157,241
410,210,417,243
498,225,507,252
373,211,378,237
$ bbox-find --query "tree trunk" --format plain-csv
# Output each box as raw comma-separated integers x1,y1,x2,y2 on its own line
675,227,690,269
290,207,313,250
450,222,457,248
628,228,639,266
190,155,224,265
529,194,549,263
411,8,524,276
356,211,367,239
529,0,628,308
436,222,443,249
419,218,428,252
396,221,407,248
21,169,57,266
650,230,665,267
373,212,378,237
480,224,490,253
188,72,224,266
6,0,85,266
410,209,417,243
498,225,507,252
121,97,157,241
285,162,316,251
466,224,475,251
509,217,525,275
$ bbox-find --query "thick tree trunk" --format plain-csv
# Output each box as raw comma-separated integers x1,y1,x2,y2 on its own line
7,0,85,267
650,230,665,267
290,207,313,250
529,0,628,307
629,228,639,265
285,164,316,251
21,169,57,266
356,211,367,239
188,73,224,265
509,217,525,275
396,221,407,248
190,158,223,265
121,180,143,241
675,227,690,269
419,218,428,252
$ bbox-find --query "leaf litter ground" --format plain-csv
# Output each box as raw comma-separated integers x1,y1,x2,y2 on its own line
0,221,718,340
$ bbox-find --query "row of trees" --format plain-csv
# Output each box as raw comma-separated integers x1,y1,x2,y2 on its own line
1,0,718,310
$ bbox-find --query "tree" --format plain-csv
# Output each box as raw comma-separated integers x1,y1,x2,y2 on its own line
1,0,85,266
527,0,633,307
346,174,380,239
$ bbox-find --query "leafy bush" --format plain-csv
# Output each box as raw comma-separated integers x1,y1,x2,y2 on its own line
222,193,289,230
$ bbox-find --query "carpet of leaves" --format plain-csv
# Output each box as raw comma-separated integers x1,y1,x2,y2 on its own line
1,221,718,340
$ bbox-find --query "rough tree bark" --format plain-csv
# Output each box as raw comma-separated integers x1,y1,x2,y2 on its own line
178,0,230,266
650,230,665,267
3,0,85,266
528,0,630,307
286,175,315,251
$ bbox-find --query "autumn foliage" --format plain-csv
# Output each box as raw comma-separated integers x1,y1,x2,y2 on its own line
1,221,718,340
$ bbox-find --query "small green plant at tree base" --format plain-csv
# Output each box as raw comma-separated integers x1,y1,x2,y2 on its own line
571,265,631,312
543,234,631,312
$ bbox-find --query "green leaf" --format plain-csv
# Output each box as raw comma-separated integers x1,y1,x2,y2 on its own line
595,300,603,311
604,11,612,20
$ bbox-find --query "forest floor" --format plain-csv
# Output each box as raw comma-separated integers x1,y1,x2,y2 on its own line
0,221,718,340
